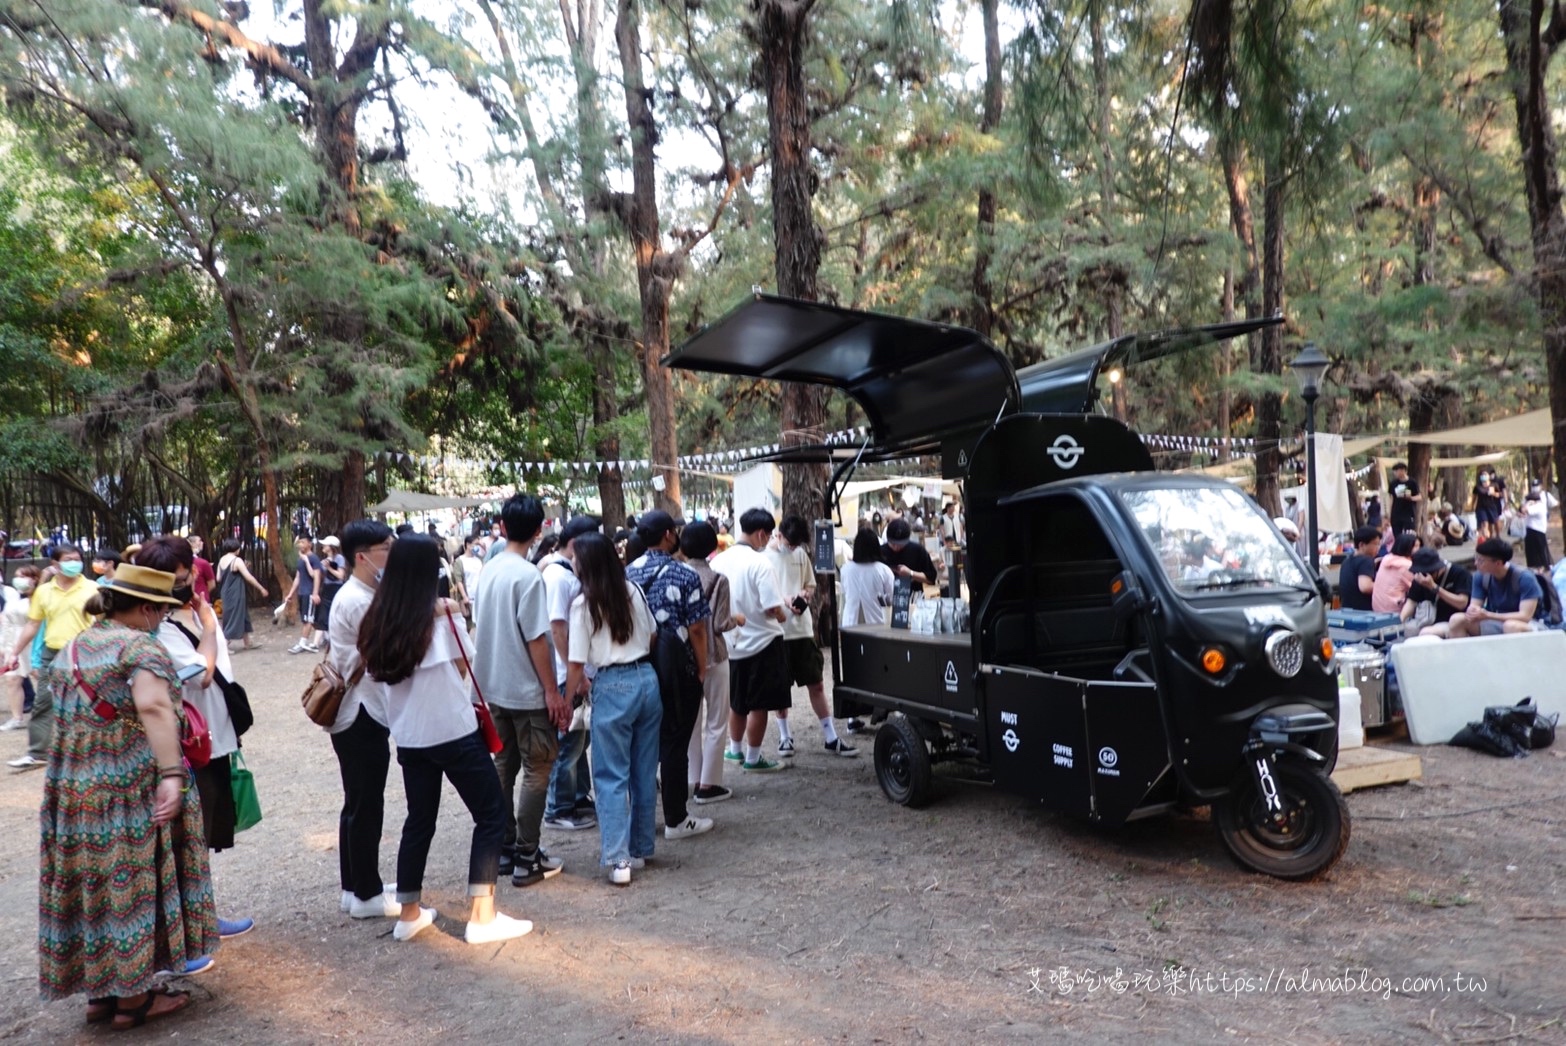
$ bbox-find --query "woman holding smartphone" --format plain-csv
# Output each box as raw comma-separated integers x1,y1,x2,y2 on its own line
358,536,532,944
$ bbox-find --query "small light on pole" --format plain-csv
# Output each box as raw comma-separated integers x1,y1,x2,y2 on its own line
1291,342,1330,575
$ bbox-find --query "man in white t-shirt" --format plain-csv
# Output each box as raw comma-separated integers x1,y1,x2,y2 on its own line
712,508,791,774
540,515,601,832
325,519,401,919
472,495,571,888
764,514,856,758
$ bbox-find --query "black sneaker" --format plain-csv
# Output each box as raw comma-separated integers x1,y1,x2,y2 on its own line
824,737,859,757
691,785,733,805
497,849,515,877
844,718,868,734
511,849,564,888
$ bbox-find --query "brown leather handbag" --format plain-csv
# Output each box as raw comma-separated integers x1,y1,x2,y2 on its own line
300,657,364,728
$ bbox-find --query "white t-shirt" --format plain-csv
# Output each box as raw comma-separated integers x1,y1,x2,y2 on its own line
765,542,815,640
568,582,655,668
840,560,895,627
712,542,784,660
383,619,478,749
456,553,484,595
326,575,390,733
157,615,240,759
1525,493,1557,533
541,555,580,687
470,550,551,710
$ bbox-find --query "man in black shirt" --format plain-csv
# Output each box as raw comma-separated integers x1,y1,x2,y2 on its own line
1400,547,1471,638
880,517,937,586
1337,526,1381,611
1389,461,1421,536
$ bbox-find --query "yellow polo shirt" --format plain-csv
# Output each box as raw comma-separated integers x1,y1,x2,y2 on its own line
28,577,97,650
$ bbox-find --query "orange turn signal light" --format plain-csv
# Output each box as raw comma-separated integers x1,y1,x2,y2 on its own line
1200,647,1227,674
1320,637,1334,662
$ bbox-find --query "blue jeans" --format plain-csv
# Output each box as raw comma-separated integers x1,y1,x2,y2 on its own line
589,662,662,866
394,729,506,903
545,727,592,819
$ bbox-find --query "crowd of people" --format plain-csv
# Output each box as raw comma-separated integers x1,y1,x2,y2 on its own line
0,485,973,1030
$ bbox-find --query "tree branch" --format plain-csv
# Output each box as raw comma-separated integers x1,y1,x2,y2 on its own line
140,0,311,92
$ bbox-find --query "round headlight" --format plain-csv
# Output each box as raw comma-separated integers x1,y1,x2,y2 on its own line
1264,629,1304,678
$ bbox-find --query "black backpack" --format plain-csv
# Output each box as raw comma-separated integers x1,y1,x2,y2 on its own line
1532,570,1564,626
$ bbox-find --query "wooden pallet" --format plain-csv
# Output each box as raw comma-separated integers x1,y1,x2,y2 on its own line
1331,744,1423,794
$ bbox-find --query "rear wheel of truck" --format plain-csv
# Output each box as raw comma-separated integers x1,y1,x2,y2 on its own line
874,713,932,808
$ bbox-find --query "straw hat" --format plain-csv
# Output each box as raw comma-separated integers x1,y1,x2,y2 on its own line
103,564,183,606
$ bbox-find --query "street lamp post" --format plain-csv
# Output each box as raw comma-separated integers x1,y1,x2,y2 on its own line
1291,342,1330,576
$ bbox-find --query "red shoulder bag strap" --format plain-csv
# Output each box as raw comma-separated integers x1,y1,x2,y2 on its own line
68,641,118,723
444,606,490,713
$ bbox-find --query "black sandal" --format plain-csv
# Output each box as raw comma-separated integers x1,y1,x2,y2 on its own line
111,986,189,1030
86,997,117,1024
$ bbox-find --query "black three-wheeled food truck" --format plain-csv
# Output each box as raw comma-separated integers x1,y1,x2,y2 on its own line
666,295,1349,880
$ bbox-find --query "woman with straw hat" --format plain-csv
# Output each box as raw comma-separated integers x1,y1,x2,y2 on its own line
38,564,218,1030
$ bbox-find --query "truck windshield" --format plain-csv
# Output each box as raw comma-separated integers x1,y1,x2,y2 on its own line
1119,486,1310,595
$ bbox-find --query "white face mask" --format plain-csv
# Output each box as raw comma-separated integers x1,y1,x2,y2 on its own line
13,579,33,595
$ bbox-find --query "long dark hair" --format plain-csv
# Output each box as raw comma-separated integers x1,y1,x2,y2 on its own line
573,532,634,644
359,536,439,685
851,526,880,564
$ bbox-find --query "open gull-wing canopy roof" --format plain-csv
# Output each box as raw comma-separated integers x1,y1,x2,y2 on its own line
664,294,1019,449
1017,317,1284,415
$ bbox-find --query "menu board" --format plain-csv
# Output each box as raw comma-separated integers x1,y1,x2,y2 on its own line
813,519,836,573
890,576,914,629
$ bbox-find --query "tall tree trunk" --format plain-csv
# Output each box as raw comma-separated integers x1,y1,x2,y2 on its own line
1407,387,1435,536
615,0,683,515
1498,0,1566,552
757,0,827,524
1436,388,1465,508
1219,267,1233,461
1253,154,1286,517
1221,139,1261,465
970,0,1003,338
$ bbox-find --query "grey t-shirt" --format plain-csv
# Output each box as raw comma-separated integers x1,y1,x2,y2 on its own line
471,549,550,710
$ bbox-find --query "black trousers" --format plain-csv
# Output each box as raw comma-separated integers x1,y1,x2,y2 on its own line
658,672,704,827
330,707,391,901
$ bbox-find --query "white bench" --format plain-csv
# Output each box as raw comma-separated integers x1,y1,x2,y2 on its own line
1389,630,1566,744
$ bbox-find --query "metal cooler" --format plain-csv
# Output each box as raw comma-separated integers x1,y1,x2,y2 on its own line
1335,645,1387,728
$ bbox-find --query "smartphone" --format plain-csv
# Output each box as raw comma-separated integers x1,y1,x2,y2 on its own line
791,595,809,614
176,662,206,683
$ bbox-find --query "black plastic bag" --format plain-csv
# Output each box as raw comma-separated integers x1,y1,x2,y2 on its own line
1449,719,1528,758
1485,698,1557,752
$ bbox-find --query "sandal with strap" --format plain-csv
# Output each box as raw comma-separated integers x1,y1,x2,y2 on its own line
111,986,190,1031
86,997,117,1024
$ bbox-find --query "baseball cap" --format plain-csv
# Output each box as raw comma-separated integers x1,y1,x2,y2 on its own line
1272,516,1300,539
559,515,601,546
320,535,340,547
635,509,685,542
1410,548,1443,574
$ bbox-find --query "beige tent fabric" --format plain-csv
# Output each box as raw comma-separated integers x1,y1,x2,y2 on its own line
1402,408,1553,447
367,490,495,513
1341,435,1388,458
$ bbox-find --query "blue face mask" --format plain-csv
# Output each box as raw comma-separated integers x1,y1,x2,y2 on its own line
374,568,385,584
60,561,84,579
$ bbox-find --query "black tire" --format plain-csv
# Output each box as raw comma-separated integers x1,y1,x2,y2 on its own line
874,713,932,808
1215,759,1350,881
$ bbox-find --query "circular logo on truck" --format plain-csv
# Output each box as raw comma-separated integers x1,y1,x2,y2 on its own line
1098,746,1118,768
1047,434,1085,469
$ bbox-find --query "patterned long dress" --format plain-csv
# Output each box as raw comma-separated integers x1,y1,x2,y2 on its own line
37,620,219,1001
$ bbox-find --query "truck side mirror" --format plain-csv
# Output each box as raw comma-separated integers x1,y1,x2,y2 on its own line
1110,570,1147,622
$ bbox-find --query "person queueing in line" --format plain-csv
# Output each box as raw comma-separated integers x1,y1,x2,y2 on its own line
712,509,791,773
358,536,533,943
5,544,97,770
678,522,740,805
765,514,856,759
565,532,663,885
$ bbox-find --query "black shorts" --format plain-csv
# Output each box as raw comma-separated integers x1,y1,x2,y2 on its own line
728,638,792,714
1476,507,1499,526
784,636,824,687
314,587,339,630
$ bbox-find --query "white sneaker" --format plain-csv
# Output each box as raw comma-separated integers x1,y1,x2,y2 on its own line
610,860,632,886
348,891,400,918
465,912,533,944
0,717,23,731
287,641,308,655
7,754,41,769
664,815,714,840
392,906,435,941
303,642,321,654
339,890,353,913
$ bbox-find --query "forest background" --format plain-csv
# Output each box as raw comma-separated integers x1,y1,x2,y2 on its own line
3,0,1565,593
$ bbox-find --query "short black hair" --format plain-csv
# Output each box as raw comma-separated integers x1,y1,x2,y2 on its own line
680,521,718,560
885,518,912,542
49,545,82,562
739,508,776,536
852,527,880,564
341,518,395,565
394,523,415,537
1475,536,1513,561
1392,532,1418,558
501,494,545,545
778,514,810,547
218,539,242,556
93,548,122,566
1352,525,1381,546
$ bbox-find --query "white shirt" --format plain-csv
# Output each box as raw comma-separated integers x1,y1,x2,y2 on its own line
383,618,478,749
712,542,785,659
765,541,815,640
568,582,655,668
541,554,580,687
840,560,895,627
157,616,240,759
1525,493,1558,533
326,576,390,732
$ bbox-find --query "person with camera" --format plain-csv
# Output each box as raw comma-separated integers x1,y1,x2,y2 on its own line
1399,548,1472,638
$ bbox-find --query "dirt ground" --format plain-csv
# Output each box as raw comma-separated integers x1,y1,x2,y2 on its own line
0,618,1562,1044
